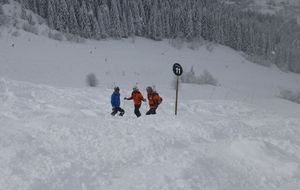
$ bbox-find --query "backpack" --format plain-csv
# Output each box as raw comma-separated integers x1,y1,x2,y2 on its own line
154,92,163,105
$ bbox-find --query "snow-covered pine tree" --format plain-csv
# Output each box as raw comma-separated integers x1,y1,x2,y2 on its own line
129,0,141,36
47,0,55,29
91,13,101,39
109,0,122,38
68,4,80,35
127,8,135,37
78,1,92,38
184,0,194,41
161,0,170,38
56,0,69,32
200,7,209,40
96,8,108,38
99,3,110,36
36,0,47,18
136,0,146,36
148,0,162,40
120,0,128,38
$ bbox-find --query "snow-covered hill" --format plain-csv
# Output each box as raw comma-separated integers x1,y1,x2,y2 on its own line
1,1,300,189
1,29,300,190
1,79,300,190
1,29,300,100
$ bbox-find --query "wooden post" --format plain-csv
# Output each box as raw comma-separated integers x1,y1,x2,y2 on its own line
173,63,183,116
175,76,179,115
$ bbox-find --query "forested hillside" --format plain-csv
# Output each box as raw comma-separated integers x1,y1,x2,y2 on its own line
1,0,299,72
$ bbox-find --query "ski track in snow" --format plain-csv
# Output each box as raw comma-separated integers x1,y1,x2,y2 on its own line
0,79,300,190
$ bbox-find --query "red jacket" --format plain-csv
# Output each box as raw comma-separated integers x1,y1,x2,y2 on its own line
128,90,145,106
147,92,162,108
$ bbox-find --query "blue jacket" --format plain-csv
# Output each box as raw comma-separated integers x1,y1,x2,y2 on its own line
111,92,121,108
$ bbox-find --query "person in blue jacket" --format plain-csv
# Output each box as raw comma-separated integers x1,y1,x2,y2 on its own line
111,86,125,116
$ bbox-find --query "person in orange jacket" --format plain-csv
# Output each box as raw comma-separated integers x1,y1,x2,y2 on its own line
146,86,162,115
124,86,146,117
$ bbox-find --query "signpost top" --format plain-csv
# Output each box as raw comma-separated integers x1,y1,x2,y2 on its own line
173,63,183,76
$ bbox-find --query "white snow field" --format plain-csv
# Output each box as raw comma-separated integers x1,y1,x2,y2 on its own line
1,78,300,190
1,2,300,189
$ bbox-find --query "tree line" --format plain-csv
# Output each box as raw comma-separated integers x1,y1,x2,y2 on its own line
11,0,300,73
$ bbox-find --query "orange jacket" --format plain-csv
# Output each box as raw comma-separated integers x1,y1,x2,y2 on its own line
147,92,162,108
128,90,145,106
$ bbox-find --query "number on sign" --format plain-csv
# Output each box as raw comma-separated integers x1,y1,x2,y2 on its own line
173,63,183,76
176,68,181,74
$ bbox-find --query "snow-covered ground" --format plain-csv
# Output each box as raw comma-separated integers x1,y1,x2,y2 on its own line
1,1,300,189
1,28,300,99
0,78,300,190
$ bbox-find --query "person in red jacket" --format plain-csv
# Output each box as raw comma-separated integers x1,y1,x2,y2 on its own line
146,86,162,115
124,86,146,117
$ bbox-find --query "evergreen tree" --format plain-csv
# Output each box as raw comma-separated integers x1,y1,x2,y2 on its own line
121,10,128,37
99,4,110,36
91,14,101,39
161,1,170,38
110,0,121,38
78,1,92,38
148,0,162,40
127,8,135,36
47,0,55,29
56,0,69,32
96,8,108,38
68,4,80,35
137,0,146,35
120,0,129,37
184,0,194,41
37,0,47,18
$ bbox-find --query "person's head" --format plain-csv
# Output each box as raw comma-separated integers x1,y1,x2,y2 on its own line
146,86,153,93
114,86,120,92
133,86,138,91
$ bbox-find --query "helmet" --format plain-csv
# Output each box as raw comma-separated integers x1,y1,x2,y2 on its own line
146,86,153,93
133,86,138,91
114,86,120,92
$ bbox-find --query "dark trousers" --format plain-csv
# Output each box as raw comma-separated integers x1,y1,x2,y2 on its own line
111,107,125,116
146,108,157,115
134,105,141,117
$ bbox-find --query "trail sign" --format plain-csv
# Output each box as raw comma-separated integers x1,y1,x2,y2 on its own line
173,63,183,76
173,63,183,115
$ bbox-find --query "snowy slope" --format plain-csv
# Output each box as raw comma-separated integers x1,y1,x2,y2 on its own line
1,28,300,100
1,1,300,99
1,1,300,189
1,79,300,190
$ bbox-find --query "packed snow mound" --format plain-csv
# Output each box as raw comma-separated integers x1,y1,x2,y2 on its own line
1,79,300,190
